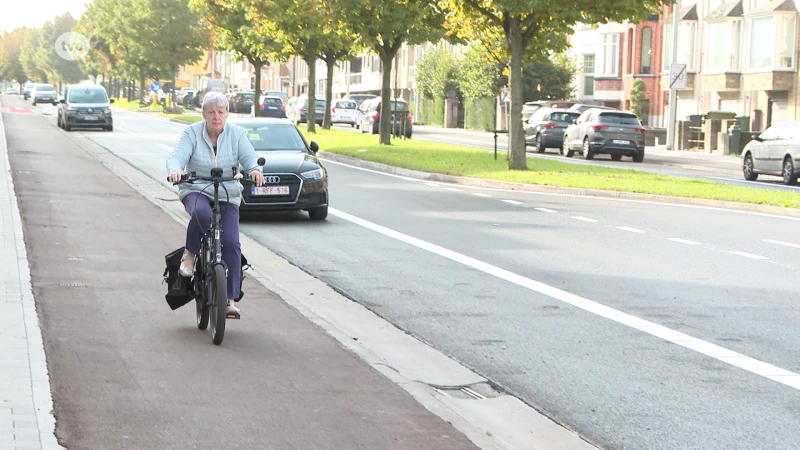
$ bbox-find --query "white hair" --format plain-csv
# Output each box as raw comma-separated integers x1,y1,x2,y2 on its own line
202,91,229,111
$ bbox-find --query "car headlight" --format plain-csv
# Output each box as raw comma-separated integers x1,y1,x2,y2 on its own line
67,107,78,112
103,109,112,114
300,168,324,180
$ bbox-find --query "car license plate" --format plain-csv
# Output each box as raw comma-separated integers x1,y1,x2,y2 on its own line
83,115,99,121
252,186,289,196
612,139,629,145
268,106,277,110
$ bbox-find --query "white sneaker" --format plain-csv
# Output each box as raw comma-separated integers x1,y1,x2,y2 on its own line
226,301,240,316
179,253,194,277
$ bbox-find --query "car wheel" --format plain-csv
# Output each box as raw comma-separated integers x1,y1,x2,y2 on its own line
308,205,328,221
582,137,594,160
782,157,797,185
743,153,758,181
64,123,72,132
535,134,545,153
632,150,645,163
105,125,113,132
611,154,622,161
52,102,57,106
32,101,36,106
561,139,574,158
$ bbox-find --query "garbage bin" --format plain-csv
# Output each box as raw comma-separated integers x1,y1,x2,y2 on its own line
736,115,751,132
729,123,741,155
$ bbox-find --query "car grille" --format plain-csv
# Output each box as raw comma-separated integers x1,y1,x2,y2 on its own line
242,173,302,205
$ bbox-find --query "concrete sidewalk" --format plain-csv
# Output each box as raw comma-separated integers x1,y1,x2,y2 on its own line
0,107,62,449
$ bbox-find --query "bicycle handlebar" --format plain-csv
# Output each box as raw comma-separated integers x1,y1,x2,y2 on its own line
168,157,266,186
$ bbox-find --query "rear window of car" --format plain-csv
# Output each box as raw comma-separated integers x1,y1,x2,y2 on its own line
241,93,255,100
550,112,580,122
68,88,108,103
336,100,357,109
242,124,307,151
599,113,640,125
37,84,55,91
262,97,282,106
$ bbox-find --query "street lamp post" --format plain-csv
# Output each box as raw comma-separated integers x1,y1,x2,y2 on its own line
666,1,680,150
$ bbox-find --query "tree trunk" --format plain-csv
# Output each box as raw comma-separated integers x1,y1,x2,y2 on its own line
171,63,178,110
253,61,262,117
379,53,393,145
507,16,528,170
306,55,317,133
138,67,146,103
323,54,335,129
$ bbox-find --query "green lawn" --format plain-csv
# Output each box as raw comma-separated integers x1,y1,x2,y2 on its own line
159,113,202,123
113,98,161,112
297,127,800,209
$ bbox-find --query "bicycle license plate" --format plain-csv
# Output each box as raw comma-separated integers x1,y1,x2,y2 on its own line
252,186,289,196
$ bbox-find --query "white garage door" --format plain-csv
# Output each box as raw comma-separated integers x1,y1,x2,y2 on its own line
771,100,788,125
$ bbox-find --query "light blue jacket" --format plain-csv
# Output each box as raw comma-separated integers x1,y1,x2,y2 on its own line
166,121,261,206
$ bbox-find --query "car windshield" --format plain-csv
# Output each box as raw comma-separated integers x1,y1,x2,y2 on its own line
37,85,55,91
68,88,108,103
599,113,640,125
384,101,408,111
242,124,307,151
551,112,580,122
241,93,255,100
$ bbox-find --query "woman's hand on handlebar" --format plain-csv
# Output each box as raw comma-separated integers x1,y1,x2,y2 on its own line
169,170,183,182
249,170,265,186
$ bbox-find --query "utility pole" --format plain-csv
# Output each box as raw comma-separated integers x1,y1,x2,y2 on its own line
666,1,680,150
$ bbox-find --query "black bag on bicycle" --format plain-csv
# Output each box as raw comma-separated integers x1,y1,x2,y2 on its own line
163,246,195,310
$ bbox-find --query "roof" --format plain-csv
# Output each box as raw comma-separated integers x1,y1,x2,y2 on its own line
664,3,698,21
707,0,743,20
749,0,798,14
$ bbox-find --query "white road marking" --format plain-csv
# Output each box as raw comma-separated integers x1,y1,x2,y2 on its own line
115,125,138,136
572,216,598,223
329,207,800,391
728,251,770,260
447,188,464,192
762,239,800,249
472,193,492,198
617,226,645,233
425,182,439,187
667,238,702,245
535,207,558,213
155,143,172,153
502,200,524,205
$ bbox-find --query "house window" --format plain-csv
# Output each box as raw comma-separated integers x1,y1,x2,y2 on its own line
582,54,595,96
730,20,742,71
706,22,726,71
640,27,652,74
626,29,634,74
749,15,796,70
663,22,697,71
601,34,619,76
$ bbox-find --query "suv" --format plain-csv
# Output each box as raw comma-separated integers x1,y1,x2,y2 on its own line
22,82,35,100
58,84,115,131
358,97,413,138
562,109,645,162
31,83,58,106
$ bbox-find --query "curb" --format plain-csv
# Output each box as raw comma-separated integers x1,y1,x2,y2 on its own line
317,151,800,219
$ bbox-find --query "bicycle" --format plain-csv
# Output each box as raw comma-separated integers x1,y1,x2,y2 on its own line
169,157,265,345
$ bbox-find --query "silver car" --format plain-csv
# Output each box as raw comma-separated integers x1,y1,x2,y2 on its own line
741,120,800,185
562,109,646,162
31,83,58,106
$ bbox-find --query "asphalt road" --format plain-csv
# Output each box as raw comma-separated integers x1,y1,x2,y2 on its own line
1,97,479,450
7,96,800,449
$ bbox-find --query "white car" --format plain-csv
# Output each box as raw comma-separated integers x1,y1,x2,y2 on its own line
741,120,800,185
331,99,358,127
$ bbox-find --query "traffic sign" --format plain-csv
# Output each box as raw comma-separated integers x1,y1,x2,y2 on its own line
150,80,161,93
669,64,687,90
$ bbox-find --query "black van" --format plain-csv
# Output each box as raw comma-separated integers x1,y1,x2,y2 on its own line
58,85,115,132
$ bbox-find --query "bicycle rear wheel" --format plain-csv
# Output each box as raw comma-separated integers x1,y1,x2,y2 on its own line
209,264,227,345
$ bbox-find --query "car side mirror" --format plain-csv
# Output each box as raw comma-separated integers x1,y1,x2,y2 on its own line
309,141,319,154
59,99,65,104
572,120,578,125
109,98,115,103
753,135,763,142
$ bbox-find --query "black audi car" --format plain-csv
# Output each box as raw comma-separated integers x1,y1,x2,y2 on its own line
230,118,328,220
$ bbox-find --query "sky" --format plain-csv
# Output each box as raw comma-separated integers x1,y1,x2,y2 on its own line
1,0,89,32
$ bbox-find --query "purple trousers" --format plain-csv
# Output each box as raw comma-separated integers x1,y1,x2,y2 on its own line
182,192,241,301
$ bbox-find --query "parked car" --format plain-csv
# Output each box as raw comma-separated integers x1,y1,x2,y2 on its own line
231,118,328,220
331,99,358,127
562,108,645,162
261,90,289,104
524,108,581,153
259,96,287,118
569,103,618,114
287,97,325,125
6,87,19,95
31,83,58,106
230,92,256,114
57,84,114,131
358,97,413,138
522,100,577,121
741,120,800,185
22,82,35,100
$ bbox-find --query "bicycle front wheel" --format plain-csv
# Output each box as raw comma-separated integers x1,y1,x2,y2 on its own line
209,264,227,345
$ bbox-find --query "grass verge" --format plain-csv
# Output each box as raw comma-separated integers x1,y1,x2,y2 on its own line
159,114,202,123
297,127,800,209
113,98,162,112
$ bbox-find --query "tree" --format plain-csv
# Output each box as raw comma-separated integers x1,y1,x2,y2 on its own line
0,28,32,89
521,56,576,102
190,0,285,117
629,79,648,124
39,13,86,86
442,0,663,170
415,44,459,100
19,29,48,83
340,0,449,144
453,44,502,100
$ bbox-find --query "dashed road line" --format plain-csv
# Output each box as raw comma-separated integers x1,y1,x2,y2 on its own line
728,251,770,260
572,216,598,223
425,182,439,187
667,238,702,245
535,207,557,213
472,193,492,198
447,188,464,192
115,125,138,136
617,226,645,233
762,239,800,249
502,200,524,205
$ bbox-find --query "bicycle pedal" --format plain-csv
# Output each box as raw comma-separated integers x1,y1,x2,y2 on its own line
226,312,241,320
